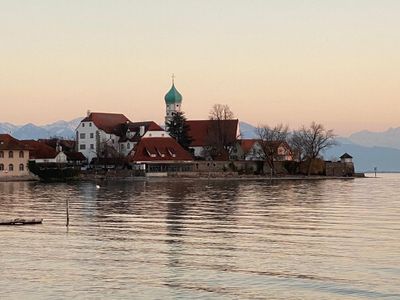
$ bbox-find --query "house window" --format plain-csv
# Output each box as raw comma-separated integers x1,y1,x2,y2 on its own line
8,164,13,171
0,151,3,158
9,151,13,158
19,164,24,171
80,133,86,139
19,151,24,158
82,123,85,127
0,164,3,171
90,133,94,139
90,144,94,149
127,143,130,149
80,144,86,150
121,144,125,150
89,122,92,127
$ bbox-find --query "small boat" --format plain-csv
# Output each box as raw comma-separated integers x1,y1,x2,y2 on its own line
0,218,43,226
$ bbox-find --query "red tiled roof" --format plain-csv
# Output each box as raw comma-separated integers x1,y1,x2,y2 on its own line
0,134,31,150
22,140,58,159
186,119,239,147
128,121,163,131
39,139,76,151
82,112,131,134
66,152,86,161
119,121,164,142
239,139,260,154
130,137,193,162
261,140,291,151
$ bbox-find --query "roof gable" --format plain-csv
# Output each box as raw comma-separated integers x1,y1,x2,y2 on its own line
22,140,59,159
82,112,131,134
340,153,353,159
239,139,261,154
130,137,193,162
0,134,30,151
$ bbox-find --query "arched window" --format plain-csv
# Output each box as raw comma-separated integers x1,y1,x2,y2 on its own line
8,164,14,171
8,151,13,158
19,164,24,171
0,164,4,171
19,151,24,158
0,151,3,158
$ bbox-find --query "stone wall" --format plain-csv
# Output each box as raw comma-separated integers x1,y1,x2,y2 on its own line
325,162,355,177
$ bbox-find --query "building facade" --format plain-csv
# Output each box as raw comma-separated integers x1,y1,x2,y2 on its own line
0,134,30,178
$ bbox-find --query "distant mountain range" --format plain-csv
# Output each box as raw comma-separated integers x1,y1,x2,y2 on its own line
0,118,82,140
239,122,400,172
1,118,400,172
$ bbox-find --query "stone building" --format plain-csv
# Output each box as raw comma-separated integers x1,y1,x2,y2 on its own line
0,134,30,179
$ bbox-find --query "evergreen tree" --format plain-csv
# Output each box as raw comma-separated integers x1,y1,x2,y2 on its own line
166,112,192,150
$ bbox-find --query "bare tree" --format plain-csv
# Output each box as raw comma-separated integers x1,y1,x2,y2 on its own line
256,124,289,176
209,104,235,121
290,122,336,175
205,104,237,159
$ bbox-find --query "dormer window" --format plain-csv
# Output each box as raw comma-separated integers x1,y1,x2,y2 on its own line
145,148,156,158
167,148,176,158
82,123,85,127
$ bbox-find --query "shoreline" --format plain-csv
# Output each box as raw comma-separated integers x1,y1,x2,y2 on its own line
0,173,368,183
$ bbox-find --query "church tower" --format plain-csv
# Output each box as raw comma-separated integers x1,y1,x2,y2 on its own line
164,75,183,127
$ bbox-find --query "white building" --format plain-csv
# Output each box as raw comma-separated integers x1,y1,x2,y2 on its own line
76,112,167,164
76,112,130,163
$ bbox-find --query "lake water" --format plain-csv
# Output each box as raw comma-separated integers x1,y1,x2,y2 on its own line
1,175,399,299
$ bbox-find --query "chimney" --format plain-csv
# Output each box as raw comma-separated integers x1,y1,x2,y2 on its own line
139,126,145,136
87,109,91,117
56,140,62,153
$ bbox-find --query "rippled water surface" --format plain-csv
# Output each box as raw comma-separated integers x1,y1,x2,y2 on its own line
1,175,399,299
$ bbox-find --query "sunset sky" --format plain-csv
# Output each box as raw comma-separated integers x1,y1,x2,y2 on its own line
1,0,399,135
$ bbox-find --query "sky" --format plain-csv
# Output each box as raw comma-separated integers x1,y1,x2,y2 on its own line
1,0,399,135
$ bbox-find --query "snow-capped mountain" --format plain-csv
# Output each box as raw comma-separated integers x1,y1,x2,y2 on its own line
2,117,400,171
0,117,83,140
348,127,400,150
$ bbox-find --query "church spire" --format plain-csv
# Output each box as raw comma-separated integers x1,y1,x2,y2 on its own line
164,75,183,127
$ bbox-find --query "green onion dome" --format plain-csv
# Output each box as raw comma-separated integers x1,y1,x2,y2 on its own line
164,84,183,104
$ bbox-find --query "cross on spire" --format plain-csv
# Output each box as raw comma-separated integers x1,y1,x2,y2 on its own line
172,73,175,84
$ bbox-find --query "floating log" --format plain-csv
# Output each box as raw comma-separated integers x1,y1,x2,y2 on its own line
0,218,43,225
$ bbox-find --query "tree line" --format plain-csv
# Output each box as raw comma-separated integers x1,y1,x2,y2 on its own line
167,104,337,175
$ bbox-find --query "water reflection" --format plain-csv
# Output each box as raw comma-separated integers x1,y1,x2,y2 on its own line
1,176,399,299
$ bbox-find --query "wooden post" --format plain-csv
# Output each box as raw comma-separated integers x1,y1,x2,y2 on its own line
66,198,69,227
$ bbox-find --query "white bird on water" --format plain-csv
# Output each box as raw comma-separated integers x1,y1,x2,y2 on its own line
96,185,101,189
